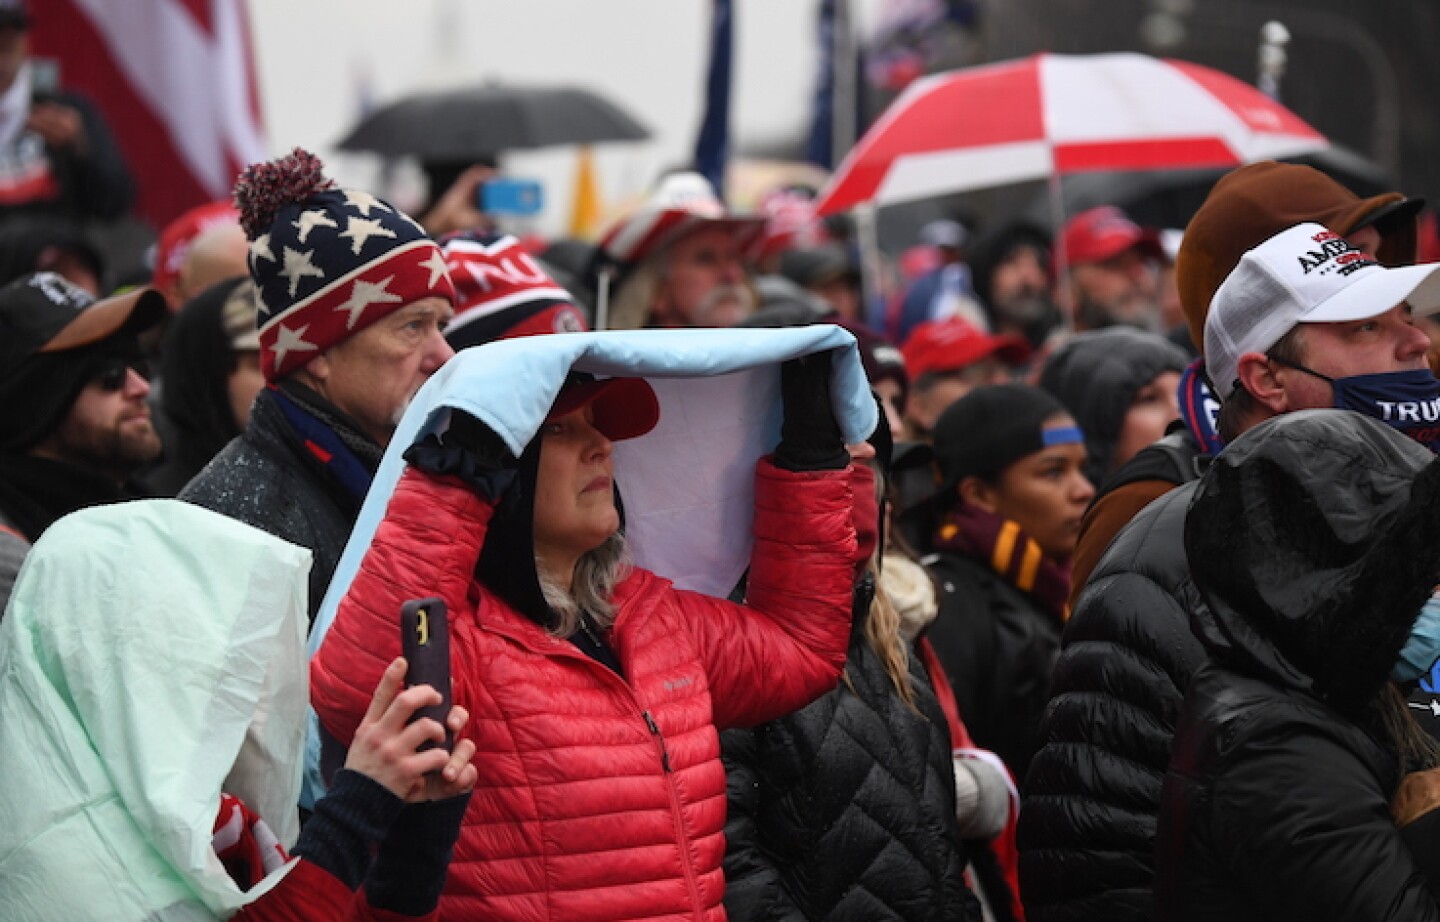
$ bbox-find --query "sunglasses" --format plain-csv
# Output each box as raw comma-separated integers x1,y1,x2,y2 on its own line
93,357,151,392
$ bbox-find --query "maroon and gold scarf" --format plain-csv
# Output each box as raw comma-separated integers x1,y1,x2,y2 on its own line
932,501,1073,622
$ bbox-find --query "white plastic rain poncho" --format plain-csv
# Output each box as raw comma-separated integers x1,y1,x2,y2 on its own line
0,500,311,921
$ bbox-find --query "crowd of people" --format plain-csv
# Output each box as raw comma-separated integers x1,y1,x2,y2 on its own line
7,2,1440,916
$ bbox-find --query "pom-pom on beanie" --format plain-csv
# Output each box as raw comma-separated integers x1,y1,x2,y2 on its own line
234,148,456,382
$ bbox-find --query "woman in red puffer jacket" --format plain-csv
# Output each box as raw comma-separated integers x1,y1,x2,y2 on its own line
311,356,857,922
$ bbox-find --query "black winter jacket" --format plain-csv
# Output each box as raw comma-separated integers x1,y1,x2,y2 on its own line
722,617,980,922
1018,483,1204,922
1155,410,1440,921
180,388,367,622
925,551,1061,781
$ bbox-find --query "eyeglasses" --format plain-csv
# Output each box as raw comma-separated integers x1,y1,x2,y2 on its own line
93,357,151,392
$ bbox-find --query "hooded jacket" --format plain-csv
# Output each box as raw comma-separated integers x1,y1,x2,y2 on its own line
1155,410,1440,921
310,457,856,922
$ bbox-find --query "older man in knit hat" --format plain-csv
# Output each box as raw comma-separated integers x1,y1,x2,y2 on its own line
181,148,456,622
1019,161,1428,922
0,271,166,609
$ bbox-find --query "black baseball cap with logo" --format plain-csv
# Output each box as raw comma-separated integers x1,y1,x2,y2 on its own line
0,273,166,451
0,272,165,376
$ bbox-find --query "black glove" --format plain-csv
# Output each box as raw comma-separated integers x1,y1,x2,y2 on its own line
403,410,517,501
774,349,848,472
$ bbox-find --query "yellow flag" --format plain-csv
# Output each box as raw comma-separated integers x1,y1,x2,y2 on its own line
569,146,603,239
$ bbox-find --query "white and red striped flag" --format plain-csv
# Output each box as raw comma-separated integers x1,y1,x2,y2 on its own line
31,0,267,228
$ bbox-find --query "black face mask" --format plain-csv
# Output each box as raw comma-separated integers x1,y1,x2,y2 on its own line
1274,357,1440,452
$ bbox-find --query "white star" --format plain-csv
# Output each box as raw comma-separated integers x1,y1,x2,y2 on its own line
279,247,326,297
334,275,403,330
1432,700,1440,718
339,215,397,255
293,209,338,243
342,189,392,217
270,323,318,368
249,233,275,263
421,249,450,289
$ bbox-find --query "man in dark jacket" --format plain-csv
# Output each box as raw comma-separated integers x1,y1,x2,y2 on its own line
181,149,456,622
0,270,165,610
1018,207,1440,921
1157,410,1440,921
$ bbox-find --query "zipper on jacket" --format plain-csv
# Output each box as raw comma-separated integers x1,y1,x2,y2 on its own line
644,708,704,917
643,710,672,772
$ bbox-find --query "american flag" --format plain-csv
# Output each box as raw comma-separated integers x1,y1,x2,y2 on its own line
29,0,267,228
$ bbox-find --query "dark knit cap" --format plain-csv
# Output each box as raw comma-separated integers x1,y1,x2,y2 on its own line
1039,328,1188,485
931,384,1075,494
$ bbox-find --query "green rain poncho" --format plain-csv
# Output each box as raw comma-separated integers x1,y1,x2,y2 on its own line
0,499,311,920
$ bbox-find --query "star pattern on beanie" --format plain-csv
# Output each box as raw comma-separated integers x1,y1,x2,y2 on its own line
335,276,402,330
271,323,318,368
293,209,338,243
279,247,324,297
421,249,449,288
339,216,397,255
250,233,275,264
234,147,456,382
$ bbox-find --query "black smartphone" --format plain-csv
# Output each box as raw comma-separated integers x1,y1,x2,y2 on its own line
400,596,453,753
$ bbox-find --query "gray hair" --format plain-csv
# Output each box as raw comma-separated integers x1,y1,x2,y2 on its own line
536,532,632,637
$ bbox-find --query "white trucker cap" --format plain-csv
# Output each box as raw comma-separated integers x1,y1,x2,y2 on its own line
1205,223,1440,400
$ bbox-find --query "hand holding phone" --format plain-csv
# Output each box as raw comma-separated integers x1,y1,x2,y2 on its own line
401,596,454,753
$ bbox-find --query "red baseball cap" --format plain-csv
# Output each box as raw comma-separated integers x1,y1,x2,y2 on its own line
900,318,1030,379
151,200,241,296
1061,206,1165,266
546,375,660,442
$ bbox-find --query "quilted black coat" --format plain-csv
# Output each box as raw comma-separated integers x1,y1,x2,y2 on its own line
1018,481,1204,922
722,616,981,922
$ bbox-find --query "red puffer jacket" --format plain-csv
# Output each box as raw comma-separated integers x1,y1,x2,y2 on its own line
311,458,855,922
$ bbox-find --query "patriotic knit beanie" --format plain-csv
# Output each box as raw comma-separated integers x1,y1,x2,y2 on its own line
234,148,456,382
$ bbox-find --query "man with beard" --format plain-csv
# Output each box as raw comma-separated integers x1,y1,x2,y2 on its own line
181,149,456,623
1059,206,1167,333
0,271,166,609
970,222,1062,349
600,172,765,330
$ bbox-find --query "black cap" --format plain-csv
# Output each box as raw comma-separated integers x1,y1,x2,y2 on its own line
0,272,165,380
932,384,1074,490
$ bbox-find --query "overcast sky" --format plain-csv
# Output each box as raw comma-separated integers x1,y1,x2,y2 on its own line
249,0,885,234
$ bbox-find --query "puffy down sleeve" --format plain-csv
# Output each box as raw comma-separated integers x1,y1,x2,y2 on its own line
676,458,856,730
311,469,493,745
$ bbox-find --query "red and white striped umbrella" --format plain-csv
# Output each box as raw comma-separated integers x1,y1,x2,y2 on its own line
814,53,1328,215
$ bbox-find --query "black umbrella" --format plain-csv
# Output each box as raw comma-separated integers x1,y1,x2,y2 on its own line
337,83,651,160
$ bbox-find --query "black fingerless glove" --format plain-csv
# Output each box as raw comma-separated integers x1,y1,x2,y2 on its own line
403,410,518,501
774,349,848,472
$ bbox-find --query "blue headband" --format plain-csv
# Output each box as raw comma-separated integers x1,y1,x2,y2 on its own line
1042,425,1084,447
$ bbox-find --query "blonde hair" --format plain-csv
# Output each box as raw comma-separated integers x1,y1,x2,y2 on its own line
606,262,662,331
845,559,919,710
536,532,632,638
840,465,919,710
